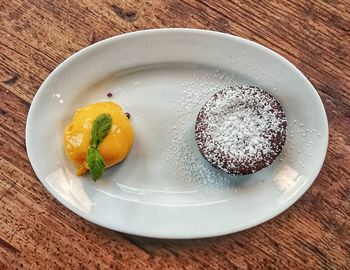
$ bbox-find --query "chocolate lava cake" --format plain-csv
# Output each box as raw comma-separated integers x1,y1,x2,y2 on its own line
195,85,287,175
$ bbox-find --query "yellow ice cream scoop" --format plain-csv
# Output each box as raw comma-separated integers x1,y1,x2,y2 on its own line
64,102,133,177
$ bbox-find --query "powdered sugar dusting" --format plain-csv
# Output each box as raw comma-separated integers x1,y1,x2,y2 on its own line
165,70,243,187
195,85,287,175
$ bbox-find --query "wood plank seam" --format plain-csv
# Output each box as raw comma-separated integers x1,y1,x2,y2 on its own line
0,182,16,202
0,238,20,254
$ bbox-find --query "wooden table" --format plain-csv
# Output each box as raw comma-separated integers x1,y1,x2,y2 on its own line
1,1,349,269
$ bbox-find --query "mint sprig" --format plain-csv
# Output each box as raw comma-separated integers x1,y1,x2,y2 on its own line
87,148,105,181
87,113,112,181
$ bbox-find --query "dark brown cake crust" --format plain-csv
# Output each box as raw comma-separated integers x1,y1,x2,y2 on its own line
195,85,287,175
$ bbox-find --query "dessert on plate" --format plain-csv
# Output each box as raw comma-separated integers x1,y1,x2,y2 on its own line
64,101,133,180
195,85,287,175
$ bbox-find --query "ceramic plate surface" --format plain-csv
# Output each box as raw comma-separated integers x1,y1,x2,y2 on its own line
26,29,328,239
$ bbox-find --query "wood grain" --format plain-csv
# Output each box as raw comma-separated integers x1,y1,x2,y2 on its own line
1,0,349,269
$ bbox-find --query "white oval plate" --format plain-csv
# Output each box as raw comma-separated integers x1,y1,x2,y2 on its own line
26,29,328,239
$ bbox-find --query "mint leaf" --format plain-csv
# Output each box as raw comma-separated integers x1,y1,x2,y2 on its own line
90,113,112,148
87,113,112,181
87,147,105,181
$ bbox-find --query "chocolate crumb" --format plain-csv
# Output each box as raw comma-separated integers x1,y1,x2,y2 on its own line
107,92,112,97
125,112,130,119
